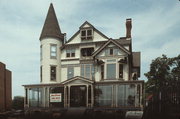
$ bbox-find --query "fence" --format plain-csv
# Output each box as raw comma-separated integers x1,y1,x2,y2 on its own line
143,80,180,119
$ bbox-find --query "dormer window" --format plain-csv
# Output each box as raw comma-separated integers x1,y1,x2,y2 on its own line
81,29,93,40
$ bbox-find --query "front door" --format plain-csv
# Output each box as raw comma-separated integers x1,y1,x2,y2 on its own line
70,85,87,107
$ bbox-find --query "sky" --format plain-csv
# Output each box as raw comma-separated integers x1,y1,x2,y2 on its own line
0,0,179,97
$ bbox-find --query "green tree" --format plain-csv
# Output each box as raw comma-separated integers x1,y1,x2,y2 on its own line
12,96,24,110
171,54,180,81
144,55,173,95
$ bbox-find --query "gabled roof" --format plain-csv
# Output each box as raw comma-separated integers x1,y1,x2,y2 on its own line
79,21,94,28
61,76,94,85
40,3,64,40
92,39,131,57
132,52,141,67
66,21,109,43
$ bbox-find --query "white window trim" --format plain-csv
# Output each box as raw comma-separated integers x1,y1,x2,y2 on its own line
50,44,57,59
105,59,118,79
81,64,94,79
80,29,93,40
66,49,75,58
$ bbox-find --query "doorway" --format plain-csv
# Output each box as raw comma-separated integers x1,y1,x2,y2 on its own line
70,85,87,107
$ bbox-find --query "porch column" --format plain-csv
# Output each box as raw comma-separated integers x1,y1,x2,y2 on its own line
86,85,88,107
24,88,29,108
46,87,50,107
43,87,46,107
68,86,70,107
91,84,94,107
64,86,66,107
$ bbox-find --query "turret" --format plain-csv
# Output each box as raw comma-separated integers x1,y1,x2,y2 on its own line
40,3,63,83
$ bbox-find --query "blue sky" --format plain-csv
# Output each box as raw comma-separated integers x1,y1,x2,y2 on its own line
0,0,179,97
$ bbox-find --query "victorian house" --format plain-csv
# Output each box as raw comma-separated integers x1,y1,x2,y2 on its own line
23,3,144,111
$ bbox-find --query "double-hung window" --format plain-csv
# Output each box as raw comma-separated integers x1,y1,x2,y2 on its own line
50,66,56,81
106,59,116,79
67,66,74,79
40,45,42,60
50,44,57,59
66,49,75,57
81,64,95,79
81,29,93,40
119,64,123,78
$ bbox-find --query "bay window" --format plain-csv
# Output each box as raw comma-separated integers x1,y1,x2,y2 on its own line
81,64,94,79
106,64,116,79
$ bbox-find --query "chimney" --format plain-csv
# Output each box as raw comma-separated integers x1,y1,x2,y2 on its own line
126,18,132,38
64,33,67,44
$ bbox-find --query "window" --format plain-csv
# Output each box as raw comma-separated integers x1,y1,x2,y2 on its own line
95,85,112,106
101,65,104,80
105,48,118,56
40,66,42,82
25,89,28,104
66,49,75,57
50,44,57,59
50,66,56,81
107,64,116,79
81,29,93,40
110,48,113,55
40,45,42,60
119,64,123,78
81,64,95,79
67,66,74,79
29,88,43,107
81,47,94,57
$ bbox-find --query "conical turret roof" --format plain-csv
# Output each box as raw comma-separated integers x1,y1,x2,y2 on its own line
40,3,64,40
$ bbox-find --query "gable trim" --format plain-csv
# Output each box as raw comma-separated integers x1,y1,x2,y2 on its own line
66,21,109,44
92,39,131,57
61,76,94,85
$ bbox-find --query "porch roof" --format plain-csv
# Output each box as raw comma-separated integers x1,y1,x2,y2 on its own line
22,83,63,88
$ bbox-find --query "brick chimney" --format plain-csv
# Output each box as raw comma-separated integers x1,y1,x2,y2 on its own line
126,18,132,38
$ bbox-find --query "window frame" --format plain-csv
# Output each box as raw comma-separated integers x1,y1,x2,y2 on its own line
40,45,42,60
105,47,118,56
67,66,74,79
105,59,117,79
81,29,93,40
119,63,123,79
81,47,94,57
81,64,95,79
66,49,75,58
50,44,57,59
40,66,42,82
101,65,104,80
50,65,56,81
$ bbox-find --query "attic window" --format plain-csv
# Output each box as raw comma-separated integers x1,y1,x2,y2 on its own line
105,48,118,56
81,29,93,40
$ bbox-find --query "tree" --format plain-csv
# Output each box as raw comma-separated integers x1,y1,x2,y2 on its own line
144,55,173,95
171,54,180,81
144,54,180,119
12,96,24,110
